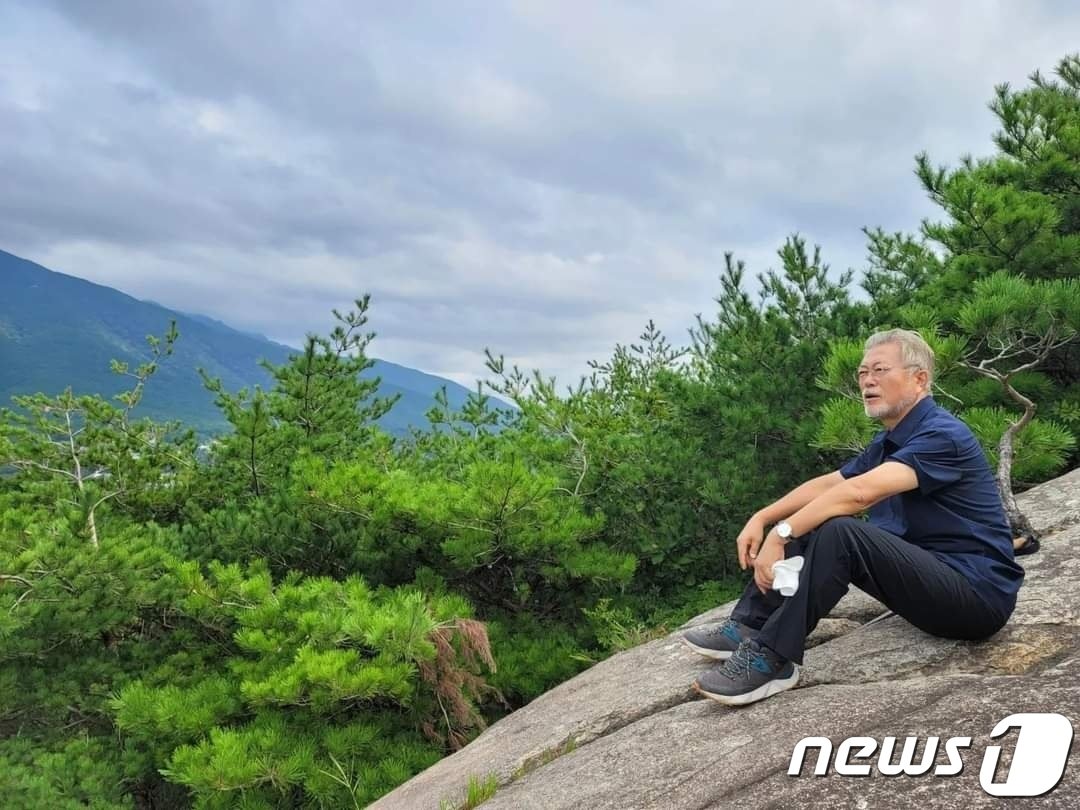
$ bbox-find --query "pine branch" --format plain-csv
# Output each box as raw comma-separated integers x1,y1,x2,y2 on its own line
6,459,78,480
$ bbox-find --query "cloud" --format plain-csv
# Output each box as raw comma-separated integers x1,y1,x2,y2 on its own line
2,0,1078,388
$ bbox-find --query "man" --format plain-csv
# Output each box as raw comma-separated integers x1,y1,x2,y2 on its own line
683,329,1024,706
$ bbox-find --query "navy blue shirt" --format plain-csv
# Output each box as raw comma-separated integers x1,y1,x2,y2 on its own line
839,396,1023,619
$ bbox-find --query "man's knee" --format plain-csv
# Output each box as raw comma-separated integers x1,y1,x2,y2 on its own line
812,516,864,541
803,517,872,565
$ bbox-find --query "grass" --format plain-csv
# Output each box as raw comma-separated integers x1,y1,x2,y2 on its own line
440,773,499,810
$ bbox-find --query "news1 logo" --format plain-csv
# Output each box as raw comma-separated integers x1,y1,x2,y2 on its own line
788,713,1073,796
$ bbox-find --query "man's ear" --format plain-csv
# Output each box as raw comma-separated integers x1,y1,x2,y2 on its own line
916,368,930,393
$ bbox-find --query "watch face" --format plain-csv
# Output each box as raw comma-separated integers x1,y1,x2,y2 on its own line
778,522,791,538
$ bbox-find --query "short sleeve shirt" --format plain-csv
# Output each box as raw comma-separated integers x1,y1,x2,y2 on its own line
839,396,1023,618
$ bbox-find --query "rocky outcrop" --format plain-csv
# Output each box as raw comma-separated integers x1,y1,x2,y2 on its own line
374,468,1080,809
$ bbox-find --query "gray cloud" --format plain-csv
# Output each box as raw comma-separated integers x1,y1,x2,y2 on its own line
2,0,1078,387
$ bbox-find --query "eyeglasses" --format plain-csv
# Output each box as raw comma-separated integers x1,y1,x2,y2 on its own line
855,364,922,384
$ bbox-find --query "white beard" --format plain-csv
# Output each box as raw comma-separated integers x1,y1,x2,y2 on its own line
864,393,918,422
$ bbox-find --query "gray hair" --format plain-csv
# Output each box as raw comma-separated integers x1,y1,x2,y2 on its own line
864,329,935,387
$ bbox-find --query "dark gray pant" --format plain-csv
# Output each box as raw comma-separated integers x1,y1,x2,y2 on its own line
730,516,1010,664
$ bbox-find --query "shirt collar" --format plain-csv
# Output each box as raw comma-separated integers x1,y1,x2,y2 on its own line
884,395,936,447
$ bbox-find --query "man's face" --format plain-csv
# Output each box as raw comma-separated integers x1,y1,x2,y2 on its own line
858,343,926,426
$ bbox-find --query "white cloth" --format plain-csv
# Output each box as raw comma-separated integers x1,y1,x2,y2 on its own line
771,555,804,597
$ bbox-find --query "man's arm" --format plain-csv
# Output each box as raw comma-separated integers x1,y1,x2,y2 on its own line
747,461,920,592
738,470,845,569
752,470,846,526
779,461,919,540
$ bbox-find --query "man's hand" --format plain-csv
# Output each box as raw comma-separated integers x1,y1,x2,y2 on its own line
736,515,767,570
752,531,785,594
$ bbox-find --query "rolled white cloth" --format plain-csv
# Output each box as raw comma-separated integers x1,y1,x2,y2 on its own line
771,555,805,597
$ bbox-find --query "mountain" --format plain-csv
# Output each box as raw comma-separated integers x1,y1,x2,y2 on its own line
0,249,484,436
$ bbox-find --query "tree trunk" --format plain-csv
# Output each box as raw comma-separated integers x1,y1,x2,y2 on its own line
996,380,1038,541
86,505,101,550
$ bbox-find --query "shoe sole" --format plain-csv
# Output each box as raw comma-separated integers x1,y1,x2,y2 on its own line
681,637,734,660
693,665,800,706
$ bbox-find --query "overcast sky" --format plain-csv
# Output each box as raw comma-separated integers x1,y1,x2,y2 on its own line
2,1,1078,388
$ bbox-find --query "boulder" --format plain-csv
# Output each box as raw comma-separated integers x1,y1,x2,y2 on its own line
373,467,1080,809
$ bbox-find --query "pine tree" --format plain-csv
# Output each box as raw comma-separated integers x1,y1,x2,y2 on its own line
913,54,1080,458
819,54,1080,530
0,323,195,547
950,273,1077,537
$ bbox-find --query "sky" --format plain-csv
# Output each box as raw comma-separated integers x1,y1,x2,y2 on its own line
2,1,1079,389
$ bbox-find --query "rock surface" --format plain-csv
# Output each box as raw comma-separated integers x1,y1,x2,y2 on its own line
373,467,1080,809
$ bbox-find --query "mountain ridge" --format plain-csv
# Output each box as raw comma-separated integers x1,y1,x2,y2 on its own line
0,248,483,436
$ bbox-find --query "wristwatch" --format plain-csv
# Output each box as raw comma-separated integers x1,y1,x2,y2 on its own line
775,521,794,541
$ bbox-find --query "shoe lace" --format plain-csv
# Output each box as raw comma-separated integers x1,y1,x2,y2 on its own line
720,641,759,681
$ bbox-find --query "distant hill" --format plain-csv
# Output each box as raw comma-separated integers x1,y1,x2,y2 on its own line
0,249,486,436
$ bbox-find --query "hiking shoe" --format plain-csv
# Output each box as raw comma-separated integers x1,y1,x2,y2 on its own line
693,638,799,706
1015,534,1041,556
682,618,756,660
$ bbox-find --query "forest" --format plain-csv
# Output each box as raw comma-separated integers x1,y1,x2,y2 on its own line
1,54,1077,810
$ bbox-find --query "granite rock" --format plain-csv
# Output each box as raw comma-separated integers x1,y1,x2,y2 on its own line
372,468,1080,809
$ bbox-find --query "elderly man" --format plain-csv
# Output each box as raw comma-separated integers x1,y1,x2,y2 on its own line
684,329,1024,706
